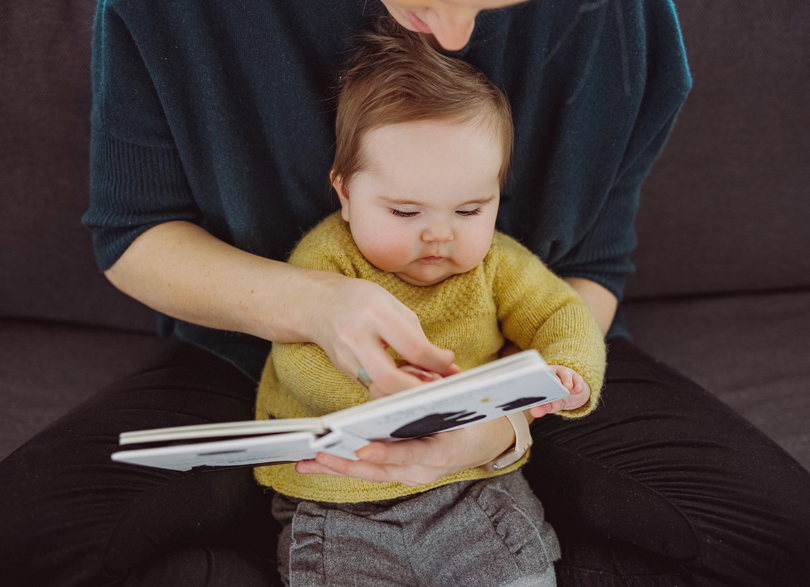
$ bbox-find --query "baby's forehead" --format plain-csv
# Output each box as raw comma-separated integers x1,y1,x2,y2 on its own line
362,118,501,165
359,115,505,160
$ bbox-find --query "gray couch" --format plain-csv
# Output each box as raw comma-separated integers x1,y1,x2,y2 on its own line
1,0,808,472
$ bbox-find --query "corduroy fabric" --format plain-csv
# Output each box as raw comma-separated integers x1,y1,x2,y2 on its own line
254,213,605,503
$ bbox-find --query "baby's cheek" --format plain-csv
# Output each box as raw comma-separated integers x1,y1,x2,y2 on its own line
359,236,415,273
455,236,492,272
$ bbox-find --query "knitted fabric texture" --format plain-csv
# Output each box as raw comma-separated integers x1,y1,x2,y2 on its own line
254,213,605,503
84,1,691,379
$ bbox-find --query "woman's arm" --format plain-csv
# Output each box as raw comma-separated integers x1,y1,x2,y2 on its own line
105,220,455,394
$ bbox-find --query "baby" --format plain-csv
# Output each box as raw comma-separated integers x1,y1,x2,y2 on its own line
255,18,606,587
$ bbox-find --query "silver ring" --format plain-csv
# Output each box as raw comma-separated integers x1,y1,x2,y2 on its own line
357,366,373,390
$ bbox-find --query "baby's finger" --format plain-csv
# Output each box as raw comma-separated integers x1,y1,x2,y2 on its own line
295,457,345,477
399,365,443,383
305,451,438,487
530,399,565,419
562,371,576,390
561,393,587,410
548,399,567,414
529,403,554,419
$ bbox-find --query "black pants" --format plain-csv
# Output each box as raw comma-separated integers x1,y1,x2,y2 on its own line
1,338,808,587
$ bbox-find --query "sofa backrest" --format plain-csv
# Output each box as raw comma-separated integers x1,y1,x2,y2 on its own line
0,0,155,332
1,0,808,332
626,1,810,300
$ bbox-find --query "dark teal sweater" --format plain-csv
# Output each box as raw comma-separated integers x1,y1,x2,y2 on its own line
84,0,691,380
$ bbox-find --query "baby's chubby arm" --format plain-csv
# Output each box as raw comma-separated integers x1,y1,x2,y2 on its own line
268,340,374,417
492,234,606,418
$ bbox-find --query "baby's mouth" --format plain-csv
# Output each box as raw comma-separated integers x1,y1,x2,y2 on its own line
419,256,444,263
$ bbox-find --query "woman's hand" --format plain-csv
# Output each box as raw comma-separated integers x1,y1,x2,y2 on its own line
104,222,455,399
296,415,516,486
308,274,457,398
529,364,591,419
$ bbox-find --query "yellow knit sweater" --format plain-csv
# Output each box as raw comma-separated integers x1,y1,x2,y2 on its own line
254,212,606,503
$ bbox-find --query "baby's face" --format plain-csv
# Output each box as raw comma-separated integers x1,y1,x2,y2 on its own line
336,118,502,286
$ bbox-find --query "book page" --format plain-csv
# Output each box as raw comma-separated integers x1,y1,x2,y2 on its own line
119,417,326,445
112,431,321,471
324,350,568,440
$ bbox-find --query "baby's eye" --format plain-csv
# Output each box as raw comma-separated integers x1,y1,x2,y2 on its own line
456,208,482,217
390,209,418,218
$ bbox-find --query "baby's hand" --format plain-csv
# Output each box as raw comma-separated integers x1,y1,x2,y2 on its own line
366,363,459,398
529,365,591,419
398,363,460,383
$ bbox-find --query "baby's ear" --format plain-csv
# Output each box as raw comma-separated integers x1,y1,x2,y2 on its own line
331,171,351,222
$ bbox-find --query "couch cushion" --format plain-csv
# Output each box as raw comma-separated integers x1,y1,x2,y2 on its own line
0,320,168,460
624,290,810,471
0,0,155,331
626,1,810,299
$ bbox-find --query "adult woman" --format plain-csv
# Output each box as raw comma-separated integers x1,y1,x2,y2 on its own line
1,0,808,585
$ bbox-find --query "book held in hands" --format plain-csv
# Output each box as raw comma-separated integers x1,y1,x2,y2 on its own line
112,350,568,471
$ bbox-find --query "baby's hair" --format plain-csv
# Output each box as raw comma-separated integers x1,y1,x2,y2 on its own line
331,17,513,190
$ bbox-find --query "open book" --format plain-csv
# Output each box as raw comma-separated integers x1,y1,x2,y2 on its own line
112,349,568,471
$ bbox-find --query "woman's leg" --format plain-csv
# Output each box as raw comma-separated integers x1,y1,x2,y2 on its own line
525,337,810,587
0,340,282,587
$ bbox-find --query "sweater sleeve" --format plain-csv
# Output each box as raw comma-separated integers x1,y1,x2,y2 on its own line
551,108,688,301
82,1,200,271
547,0,692,301
492,234,606,418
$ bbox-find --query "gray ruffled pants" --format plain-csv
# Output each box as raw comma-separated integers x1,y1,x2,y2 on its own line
272,470,560,586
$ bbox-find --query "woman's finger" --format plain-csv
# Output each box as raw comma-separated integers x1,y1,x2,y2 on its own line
299,452,437,487
362,417,512,470
358,351,427,398
322,280,455,396
374,309,455,374
296,417,515,487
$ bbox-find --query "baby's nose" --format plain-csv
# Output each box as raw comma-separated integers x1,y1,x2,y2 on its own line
422,221,454,242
